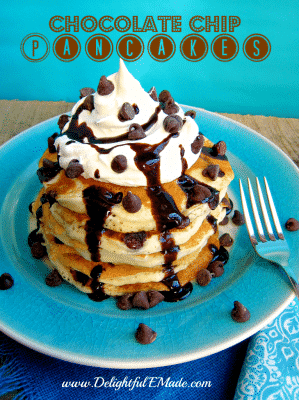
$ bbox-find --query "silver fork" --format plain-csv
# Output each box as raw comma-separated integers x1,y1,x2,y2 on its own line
239,177,299,299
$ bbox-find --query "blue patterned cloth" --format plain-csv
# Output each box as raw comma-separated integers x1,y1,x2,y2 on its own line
234,298,299,400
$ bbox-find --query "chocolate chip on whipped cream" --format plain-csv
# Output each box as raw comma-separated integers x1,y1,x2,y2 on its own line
163,115,183,133
185,110,196,119
111,155,127,173
164,98,179,115
148,86,158,101
202,164,220,181
122,191,142,213
97,75,114,95
82,94,94,112
118,102,135,121
65,160,84,179
135,323,157,344
58,114,69,131
128,123,145,140
158,90,172,103
48,133,58,153
80,87,95,99
191,134,204,154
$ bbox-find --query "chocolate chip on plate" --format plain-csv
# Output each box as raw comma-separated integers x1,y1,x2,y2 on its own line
196,269,212,286
219,216,229,226
231,301,250,322
132,291,150,310
65,160,84,179
31,242,47,259
128,123,146,140
80,87,95,99
122,191,142,213
124,231,147,250
117,293,133,310
58,114,69,131
111,155,128,173
207,261,224,277
45,269,63,287
118,103,135,121
148,291,165,308
213,141,227,156
191,135,204,154
148,86,158,101
158,90,172,103
219,233,234,247
202,164,220,181
97,75,114,95
185,110,196,119
135,323,157,344
163,98,179,115
163,115,183,133
285,218,299,231
232,210,245,226
0,273,14,290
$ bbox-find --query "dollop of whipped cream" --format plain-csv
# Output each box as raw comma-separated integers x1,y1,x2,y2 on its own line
55,59,201,186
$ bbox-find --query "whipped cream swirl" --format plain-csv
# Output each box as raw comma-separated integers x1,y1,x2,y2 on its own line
55,59,201,186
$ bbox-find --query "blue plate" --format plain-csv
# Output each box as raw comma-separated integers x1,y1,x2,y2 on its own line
0,107,298,368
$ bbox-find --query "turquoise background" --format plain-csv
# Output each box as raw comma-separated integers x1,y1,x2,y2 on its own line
1,0,299,117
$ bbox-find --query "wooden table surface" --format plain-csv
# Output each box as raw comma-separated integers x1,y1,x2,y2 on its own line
1,99,299,168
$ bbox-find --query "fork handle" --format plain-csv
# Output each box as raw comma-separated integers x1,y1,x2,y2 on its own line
275,262,299,300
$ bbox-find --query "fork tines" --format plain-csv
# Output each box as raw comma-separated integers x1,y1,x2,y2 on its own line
239,177,285,246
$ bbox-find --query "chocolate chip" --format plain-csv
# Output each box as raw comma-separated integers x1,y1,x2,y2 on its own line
285,218,299,231
232,210,245,226
219,233,234,247
43,158,55,169
58,114,69,131
31,242,47,259
207,261,224,277
191,184,211,203
117,293,133,310
83,94,94,112
124,231,147,250
148,291,165,308
0,273,14,290
132,291,150,309
111,155,127,173
132,104,139,114
202,164,220,181
148,86,158,101
185,110,196,119
135,323,157,344
163,115,183,133
122,191,142,213
191,135,204,154
54,237,64,245
196,269,212,286
213,141,227,156
163,98,179,115
219,216,229,226
45,269,63,287
48,133,58,153
118,103,135,121
159,90,172,103
222,197,231,208
97,75,114,95
65,160,84,179
80,87,95,99
231,301,250,322
128,123,146,140
94,169,100,179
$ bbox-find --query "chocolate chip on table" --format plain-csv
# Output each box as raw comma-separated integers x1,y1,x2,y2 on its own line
158,90,172,103
83,94,94,112
163,115,183,133
0,273,14,290
202,164,220,181
135,323,157,345
132,291,150,309
148,291,165,308
184,110,196,119
219,216,229,226
97,75,114,95
45,269,63,287
58,114,69,131
191,135,204,154
196,269,212,286
148,86,158,101
111,155,128,173
117,293,133,310
122,191,142,213
232,210,245,226
231,301,250,322
124,231,147,250
207,261,224,277
48,133,58,153
219,233,234,247
31,242,47,259
65,160,84,179
285,218,299,231
191,184,211,203
80,87,95,99
118,102,135,121
213,141,227,156
163,98,179,115
128,123,146,140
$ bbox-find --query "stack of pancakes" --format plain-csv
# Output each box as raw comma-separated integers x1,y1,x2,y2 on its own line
30,135,234,301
